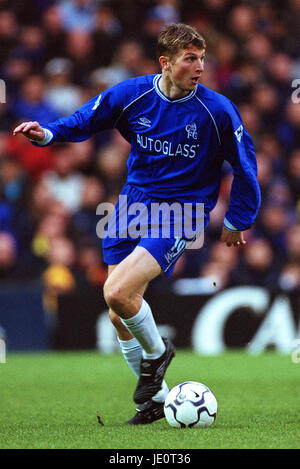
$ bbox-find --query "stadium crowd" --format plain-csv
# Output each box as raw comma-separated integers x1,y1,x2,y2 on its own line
0,0,300,300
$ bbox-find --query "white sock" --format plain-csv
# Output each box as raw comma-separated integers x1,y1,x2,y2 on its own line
117,337,142,378
117,336,169,402
121,298,166,360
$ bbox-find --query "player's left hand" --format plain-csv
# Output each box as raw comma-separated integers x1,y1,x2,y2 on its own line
221,226,246,247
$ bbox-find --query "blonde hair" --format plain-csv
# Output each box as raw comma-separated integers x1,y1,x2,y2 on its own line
157,23,206,61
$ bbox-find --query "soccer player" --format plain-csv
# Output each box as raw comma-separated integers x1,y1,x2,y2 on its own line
13,23,261,425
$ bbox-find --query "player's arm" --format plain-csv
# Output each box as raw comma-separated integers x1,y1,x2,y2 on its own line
221,101,261,236
13,86,124,146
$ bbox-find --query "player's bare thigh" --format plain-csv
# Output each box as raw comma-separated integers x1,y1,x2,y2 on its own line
103,246,162,319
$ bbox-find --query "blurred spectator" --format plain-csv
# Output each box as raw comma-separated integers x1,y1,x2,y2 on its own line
43,262,75,301
284,224,300,263
278,262,300,291
0,10,18,63
12,0,55,25
199,57,219,92
228,4,257,42
43,4,68,59
0,0,299,296
224,60,264,104
65,29,95,85
199,260,231,290
148,0,181,26
200,0,231,32
71,176,105,245
238,103,261,140
91,3,122,67
13,25,47,69
31,209,69,260
277,100,300,152
140,9,166,59
77,241,107,287
11,74,60,123
267,53,293,90
257,133,284,174
197,237,241,288
245,33,273,66
68,140,94,174
58,0,97,32
5,131,54,181
209,240,239,271
94,2,122,37
265,180,293,208
251,82,280,131
40,144,86,213
0,231,18,280
46,236,76,269
255,153,273,198
232,238,281,289
0,227,41,280
96,131,130,194
286,0,300,57
44,57,82,116
42,236,77,345
107,40,146,83
214,35,238,90
0,157,27,208
255,203,293,254
0,185,15,233
1,54,32,102
286,148,300,205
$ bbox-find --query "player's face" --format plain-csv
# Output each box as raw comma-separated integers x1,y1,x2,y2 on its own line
168,46,206,95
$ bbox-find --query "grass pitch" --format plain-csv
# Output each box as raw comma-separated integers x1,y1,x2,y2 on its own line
0,350,299,449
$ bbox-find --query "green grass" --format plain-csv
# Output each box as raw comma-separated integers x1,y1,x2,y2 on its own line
0,350,299,449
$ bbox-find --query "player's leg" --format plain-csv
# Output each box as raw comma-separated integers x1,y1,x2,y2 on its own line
108,277,169,401
106,263,169,424
107,263,145,375
104,247,166,360
104,246,161,319
103,246,175,405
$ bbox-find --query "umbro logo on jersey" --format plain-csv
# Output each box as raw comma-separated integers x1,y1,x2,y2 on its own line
138,117,152,127
234,125,244,142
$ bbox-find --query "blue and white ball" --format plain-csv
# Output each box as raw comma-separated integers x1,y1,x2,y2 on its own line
164,381,217,428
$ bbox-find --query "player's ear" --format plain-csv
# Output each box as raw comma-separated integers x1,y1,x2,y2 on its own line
159,56,170,72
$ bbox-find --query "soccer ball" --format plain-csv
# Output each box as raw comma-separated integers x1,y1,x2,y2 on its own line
164,381,217,428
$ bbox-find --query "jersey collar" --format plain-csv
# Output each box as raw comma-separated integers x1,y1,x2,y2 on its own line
153,74,197,103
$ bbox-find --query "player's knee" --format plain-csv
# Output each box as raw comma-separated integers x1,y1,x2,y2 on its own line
103,279,126,311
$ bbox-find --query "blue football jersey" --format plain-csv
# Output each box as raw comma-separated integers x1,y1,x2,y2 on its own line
38,74,261,231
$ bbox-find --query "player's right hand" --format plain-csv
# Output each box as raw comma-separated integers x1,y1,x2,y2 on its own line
13,121,45,141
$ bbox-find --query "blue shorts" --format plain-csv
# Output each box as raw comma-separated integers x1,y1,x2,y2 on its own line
102,184,202,278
